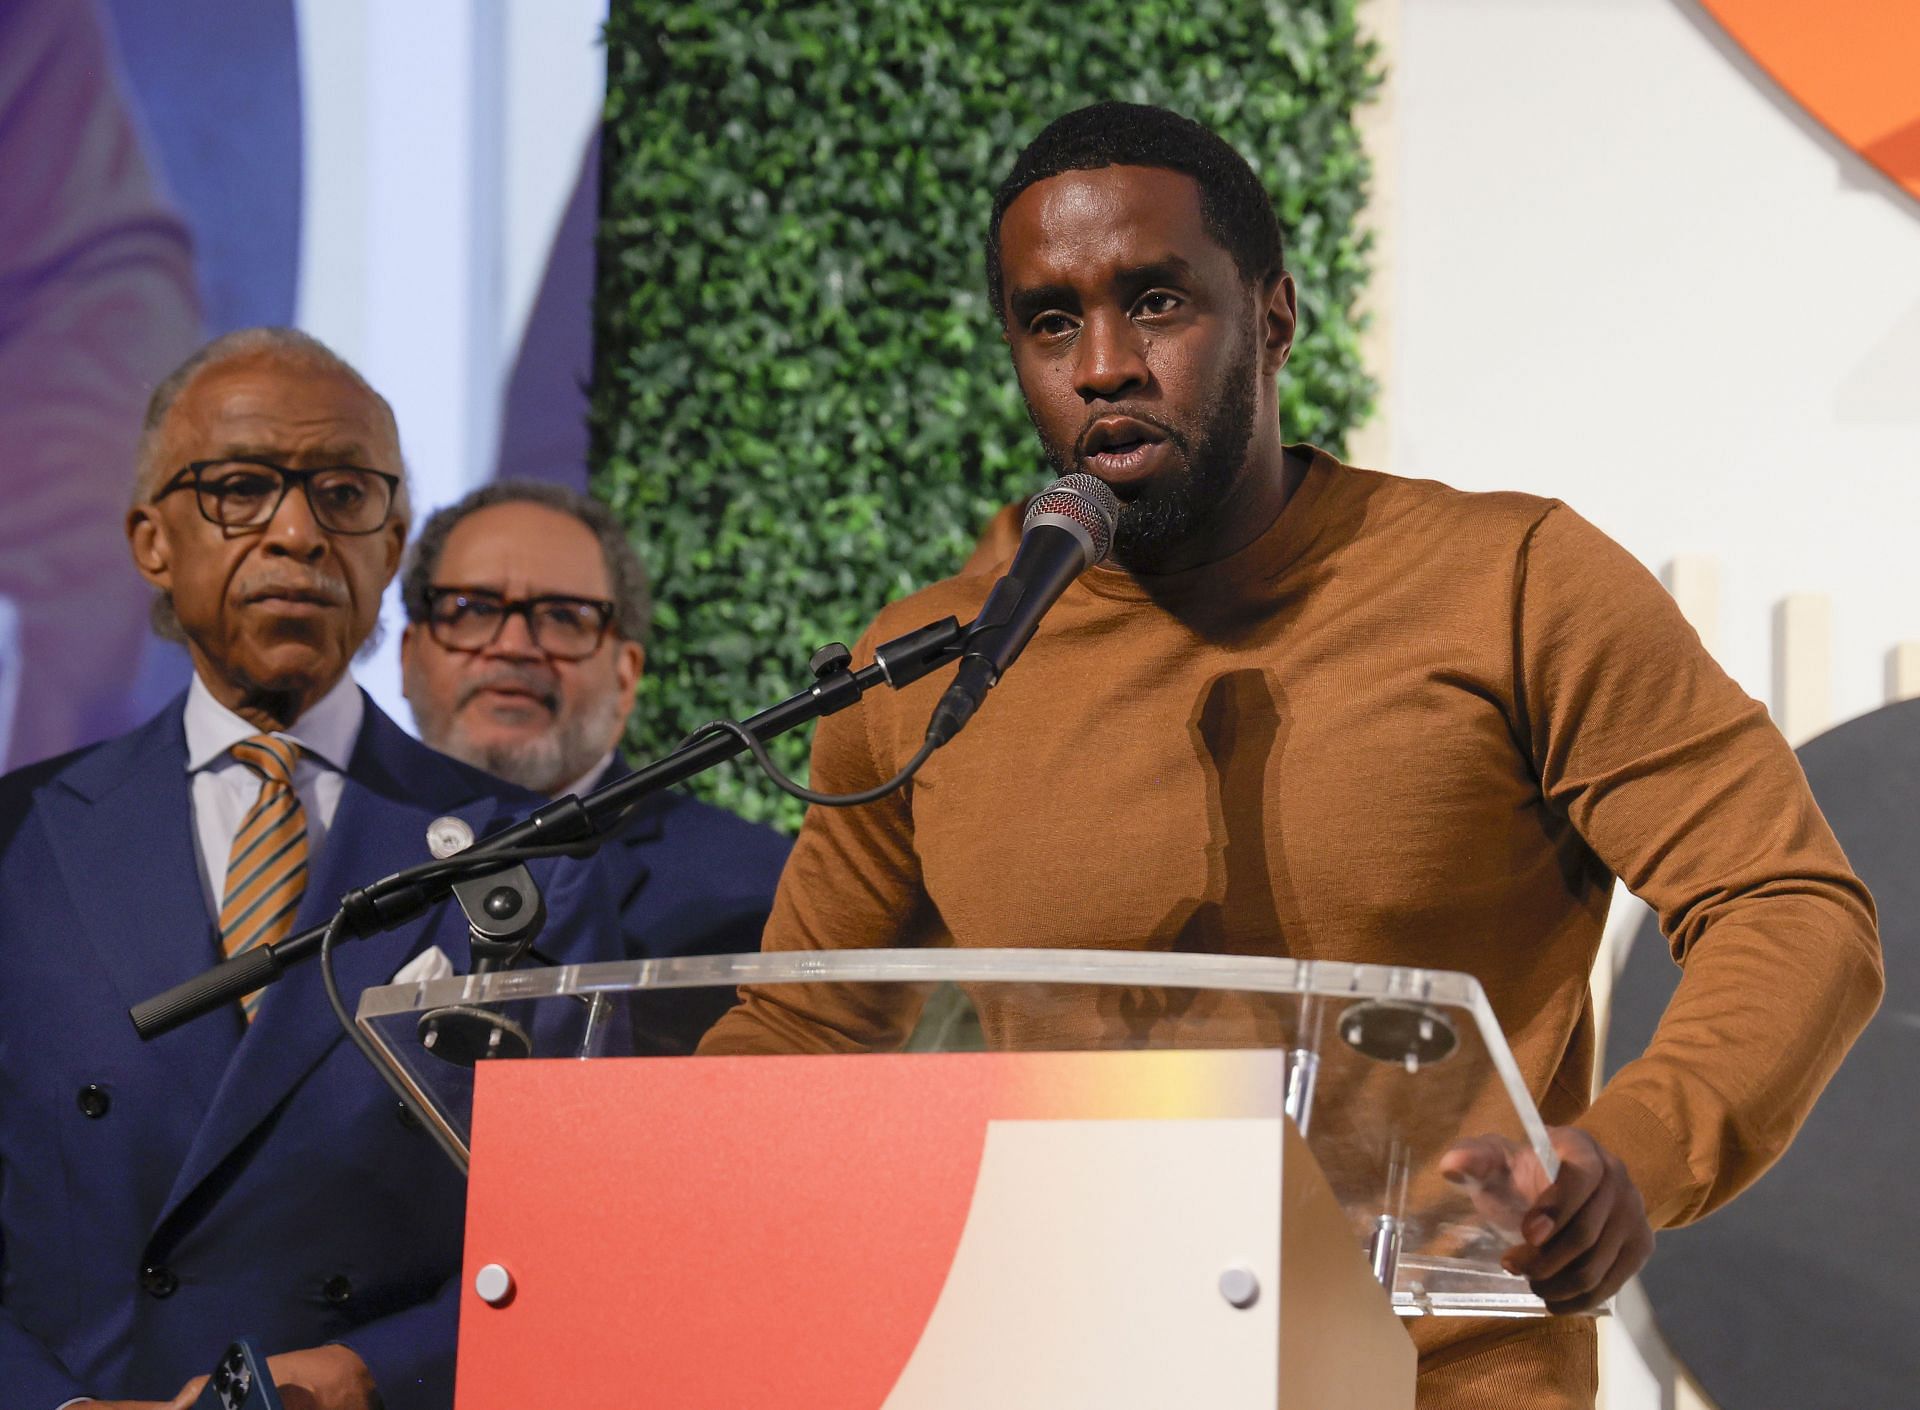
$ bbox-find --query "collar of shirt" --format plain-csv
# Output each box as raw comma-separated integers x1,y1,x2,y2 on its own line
556,749,617,801
184,669,365,775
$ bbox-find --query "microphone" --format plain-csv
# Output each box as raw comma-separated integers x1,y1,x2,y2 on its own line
925,472,1120,747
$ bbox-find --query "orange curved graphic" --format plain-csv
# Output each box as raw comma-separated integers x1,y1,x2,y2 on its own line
1701,1,1920,203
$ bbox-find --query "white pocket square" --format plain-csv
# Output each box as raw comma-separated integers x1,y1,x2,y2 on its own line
392,945,454,985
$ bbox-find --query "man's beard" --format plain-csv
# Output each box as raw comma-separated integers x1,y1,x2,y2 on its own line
455,694,620,796
1034,325,1260,573
405,661,627,797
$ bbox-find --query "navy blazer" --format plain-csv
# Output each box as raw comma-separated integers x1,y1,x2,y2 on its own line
0,693,618,1408
595,755,790,1051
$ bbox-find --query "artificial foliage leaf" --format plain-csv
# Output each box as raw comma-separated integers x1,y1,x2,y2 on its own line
593,0,1382,830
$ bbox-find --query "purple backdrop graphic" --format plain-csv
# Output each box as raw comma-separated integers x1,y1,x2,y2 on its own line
494,132,597,494
99,0,303,337
0,0,203,770
0,0,599,770
0,0,308,769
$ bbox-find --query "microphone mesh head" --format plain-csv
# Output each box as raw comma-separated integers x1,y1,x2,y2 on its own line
1024,472,1121,564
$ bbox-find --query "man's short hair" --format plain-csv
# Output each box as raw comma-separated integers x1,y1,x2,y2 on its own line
137,327,409,643
133,326,407,510
985,102,1286,322
401,481,652,646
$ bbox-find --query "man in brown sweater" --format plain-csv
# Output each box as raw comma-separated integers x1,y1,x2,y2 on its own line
705,103,1882,1406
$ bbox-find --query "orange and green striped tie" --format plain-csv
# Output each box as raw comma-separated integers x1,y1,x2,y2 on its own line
220,734,308,1019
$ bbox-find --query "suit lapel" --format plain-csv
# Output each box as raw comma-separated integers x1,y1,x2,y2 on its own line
158,703,500,1225
600,754,662,910
44,701,236,1111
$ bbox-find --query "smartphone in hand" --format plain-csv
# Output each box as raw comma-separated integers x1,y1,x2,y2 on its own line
194,1339,285,1410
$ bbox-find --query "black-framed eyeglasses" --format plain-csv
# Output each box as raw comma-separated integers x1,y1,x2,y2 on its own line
155,458,401,536
423,586,618,661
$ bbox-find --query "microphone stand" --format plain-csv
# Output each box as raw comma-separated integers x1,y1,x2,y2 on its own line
130,614,966,1041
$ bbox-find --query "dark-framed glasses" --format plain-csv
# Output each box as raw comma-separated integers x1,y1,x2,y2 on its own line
423,586,617,660
155,458,401,536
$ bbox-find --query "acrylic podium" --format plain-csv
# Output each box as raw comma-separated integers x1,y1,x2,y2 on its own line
357,950,1560,1409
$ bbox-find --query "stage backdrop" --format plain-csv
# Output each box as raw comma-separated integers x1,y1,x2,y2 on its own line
0,0,609,772
592,0,1383,829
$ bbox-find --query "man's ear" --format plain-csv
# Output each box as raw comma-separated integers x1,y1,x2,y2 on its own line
379,518,407,583
127,502,173,593
1260,271,1298,377
615,640,645,704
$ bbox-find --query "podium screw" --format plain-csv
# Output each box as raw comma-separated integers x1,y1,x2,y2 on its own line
475,1263,516,1307
1218,1266,1261,1309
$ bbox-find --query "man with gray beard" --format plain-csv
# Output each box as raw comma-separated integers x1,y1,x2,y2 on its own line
399,482,791,1047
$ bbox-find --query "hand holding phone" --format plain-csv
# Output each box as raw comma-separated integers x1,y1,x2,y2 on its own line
192,1339,285,1410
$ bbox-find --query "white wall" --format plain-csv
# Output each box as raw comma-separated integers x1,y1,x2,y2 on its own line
1379,0,1920,738
291,0,607,726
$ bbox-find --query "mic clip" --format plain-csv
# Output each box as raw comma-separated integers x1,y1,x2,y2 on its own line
964,575,1028,648
417,816,548,1066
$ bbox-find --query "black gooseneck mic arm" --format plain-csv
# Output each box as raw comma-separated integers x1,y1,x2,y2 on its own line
129,613,967,1040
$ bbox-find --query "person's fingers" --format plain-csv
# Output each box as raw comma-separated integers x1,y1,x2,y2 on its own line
1542,1240,1631,1314
1519,1130,1605,1248
1541,1184,1655,1313
168,1375,209,1410
1567,1214,1655,1312
1441,1135,1550,1240
1440,1135,1553,1195
1438,1136,1511,1186
1519,1178,1614,1280
1532,1208,1627,1303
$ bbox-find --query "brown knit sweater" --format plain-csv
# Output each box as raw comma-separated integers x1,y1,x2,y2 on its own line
706,449,1882,1406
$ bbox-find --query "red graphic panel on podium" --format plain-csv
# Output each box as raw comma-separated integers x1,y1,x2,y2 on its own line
454,1050,1283,1408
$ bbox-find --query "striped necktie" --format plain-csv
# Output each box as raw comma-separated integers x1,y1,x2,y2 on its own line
220,734,309,1019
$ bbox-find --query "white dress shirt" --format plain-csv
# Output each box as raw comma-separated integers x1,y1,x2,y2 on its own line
184,670,364,919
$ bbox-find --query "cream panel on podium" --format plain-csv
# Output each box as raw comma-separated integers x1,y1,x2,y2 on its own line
882,1116,1413,1409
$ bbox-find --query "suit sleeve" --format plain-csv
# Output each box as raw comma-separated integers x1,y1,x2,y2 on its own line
699,624,941,1055
0,1174,85,1404
1509,504,1883,1227
331,1277,457,1410
0,1316,86,1409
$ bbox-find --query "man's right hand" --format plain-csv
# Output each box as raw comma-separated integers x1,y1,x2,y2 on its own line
165,1344,378,1410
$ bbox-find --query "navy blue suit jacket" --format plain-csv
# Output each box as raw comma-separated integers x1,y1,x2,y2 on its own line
0,693,618,1408
597,755,790,1051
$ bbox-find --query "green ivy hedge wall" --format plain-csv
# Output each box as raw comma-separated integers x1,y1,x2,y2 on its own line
593,0,1382,830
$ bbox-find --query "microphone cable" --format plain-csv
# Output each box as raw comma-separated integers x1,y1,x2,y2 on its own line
319,907,471,1172
676,717,939,807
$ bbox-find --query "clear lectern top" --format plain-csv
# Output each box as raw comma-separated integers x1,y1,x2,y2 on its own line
358,948,1561,1318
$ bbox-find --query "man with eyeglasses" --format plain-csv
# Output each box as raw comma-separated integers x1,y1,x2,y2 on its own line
0,328,620,1410
398,481,791,1048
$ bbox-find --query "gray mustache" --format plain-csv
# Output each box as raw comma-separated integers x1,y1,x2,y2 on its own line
237,572,349,605
457,668,559,714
